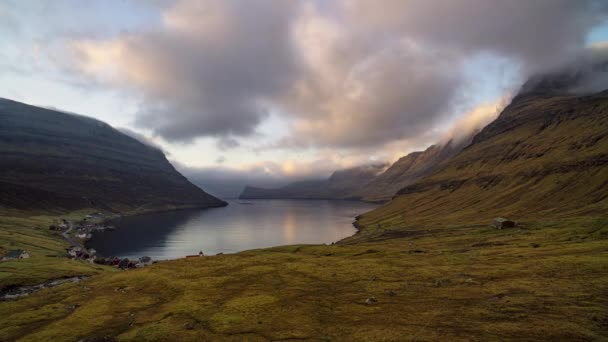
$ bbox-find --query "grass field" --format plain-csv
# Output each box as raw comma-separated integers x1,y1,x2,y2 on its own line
0,216,606,341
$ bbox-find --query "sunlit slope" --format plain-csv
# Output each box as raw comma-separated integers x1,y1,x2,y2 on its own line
355,140,468,203
0,98,226,213
355,91,608,237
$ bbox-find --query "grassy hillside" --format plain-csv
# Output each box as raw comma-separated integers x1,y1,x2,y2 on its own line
355,140,468,203
354,91,608,240
0,98,226,214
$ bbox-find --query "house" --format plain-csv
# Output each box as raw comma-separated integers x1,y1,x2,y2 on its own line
2,249,30,261
67,247,83,257
493,217,516,229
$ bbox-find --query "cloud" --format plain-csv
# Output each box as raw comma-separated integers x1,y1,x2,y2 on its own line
67,0,607,152
217,137,240,150
117,127,166,153
519,43,608,95
175,161,325,199
340,0,608,73
177,155,387,198
441,97,511,144
72,0,301,142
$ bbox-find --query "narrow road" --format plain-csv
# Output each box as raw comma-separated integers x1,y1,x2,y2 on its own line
62,220,82,248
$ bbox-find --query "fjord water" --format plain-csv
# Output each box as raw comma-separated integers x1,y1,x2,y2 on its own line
87,200,378,260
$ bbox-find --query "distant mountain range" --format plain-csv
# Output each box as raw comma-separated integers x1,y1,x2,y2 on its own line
0,99,226,213
240,164,386,200
240,61,608,207
239,137,470,203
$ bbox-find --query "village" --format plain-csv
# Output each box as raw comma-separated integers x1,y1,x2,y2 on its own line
2,211,214,269
48,212,157,269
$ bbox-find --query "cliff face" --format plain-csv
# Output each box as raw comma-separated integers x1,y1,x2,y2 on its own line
239,165,384,200
0,98,227,213
356,89,608,236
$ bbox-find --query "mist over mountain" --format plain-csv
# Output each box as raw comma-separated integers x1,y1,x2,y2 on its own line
239,164,386,200
356,64,608,240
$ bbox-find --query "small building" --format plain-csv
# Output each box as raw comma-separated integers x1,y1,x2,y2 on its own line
493,217,516,229
2,249,30,261
186,251,204,258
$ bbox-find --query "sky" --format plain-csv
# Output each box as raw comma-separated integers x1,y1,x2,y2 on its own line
1,0,608,197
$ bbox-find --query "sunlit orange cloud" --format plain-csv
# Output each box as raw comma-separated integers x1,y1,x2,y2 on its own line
441,95,512,144
70,40,123,80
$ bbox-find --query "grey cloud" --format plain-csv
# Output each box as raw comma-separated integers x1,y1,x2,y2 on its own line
69,0,608,150
217,137,240,150
117,127,167,154
519,45,608,96
282,41,464,148
176,164,306,199
343,0,608,73
116,1,302,142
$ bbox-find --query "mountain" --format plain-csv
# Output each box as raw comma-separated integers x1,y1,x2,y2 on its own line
240,140,470,203
239,164,385,200
355,84,608,238
354,139,470,202
0,98,227,213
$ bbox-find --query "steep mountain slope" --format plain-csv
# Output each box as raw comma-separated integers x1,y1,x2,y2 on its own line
355,139,470,202
0,98,227,213
355,89,608,239
239,164,384,200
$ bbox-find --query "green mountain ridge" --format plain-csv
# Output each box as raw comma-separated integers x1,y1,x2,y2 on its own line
354,138,471,202
0,98,227,214
355,88,608,240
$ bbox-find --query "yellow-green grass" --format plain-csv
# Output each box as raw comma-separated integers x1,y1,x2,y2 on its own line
0,217,606,341
0,210,115,289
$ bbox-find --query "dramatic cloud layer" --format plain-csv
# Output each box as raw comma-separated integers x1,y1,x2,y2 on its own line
72,1,300,142
69,0,607,151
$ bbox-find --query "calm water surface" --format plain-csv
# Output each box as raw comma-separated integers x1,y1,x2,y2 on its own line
87,200,378,260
